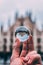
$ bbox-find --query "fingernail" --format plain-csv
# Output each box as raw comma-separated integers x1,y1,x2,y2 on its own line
27,60,31,64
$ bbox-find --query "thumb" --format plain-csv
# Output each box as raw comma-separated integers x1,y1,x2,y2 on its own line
23,51,37,63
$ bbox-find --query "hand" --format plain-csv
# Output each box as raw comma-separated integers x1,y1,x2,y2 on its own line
10,58,24,65
10,35,34,65
10,35,42,65
23,51,41,65
10,38,21,63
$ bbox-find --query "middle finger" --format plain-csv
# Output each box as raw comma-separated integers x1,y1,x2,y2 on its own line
20,41,28,57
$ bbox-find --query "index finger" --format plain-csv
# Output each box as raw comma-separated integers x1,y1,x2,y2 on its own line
10,38,21,62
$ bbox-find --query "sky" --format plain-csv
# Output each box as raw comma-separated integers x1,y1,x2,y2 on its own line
0,0,43,31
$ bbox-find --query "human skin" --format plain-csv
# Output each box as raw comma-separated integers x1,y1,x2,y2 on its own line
10,35,42,65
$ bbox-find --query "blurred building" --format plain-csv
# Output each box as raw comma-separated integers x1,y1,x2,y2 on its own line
0,15,43,57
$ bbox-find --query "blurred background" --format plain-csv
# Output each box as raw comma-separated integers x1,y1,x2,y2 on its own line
0,0,43,65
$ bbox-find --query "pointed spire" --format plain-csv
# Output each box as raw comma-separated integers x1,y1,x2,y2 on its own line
28,11,32,19
1,21,3,33
25,10,29,16
8,17,11,27
42,22,43,31
15,11,19,20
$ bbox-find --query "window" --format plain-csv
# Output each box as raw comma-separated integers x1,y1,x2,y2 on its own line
11,31,13,37
10,38,13,43
10,44,12,52
37,38,41,43
31,31,33,36
20,21,23,26
37,44,41,53
4,38,7,44
3,38,7,51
